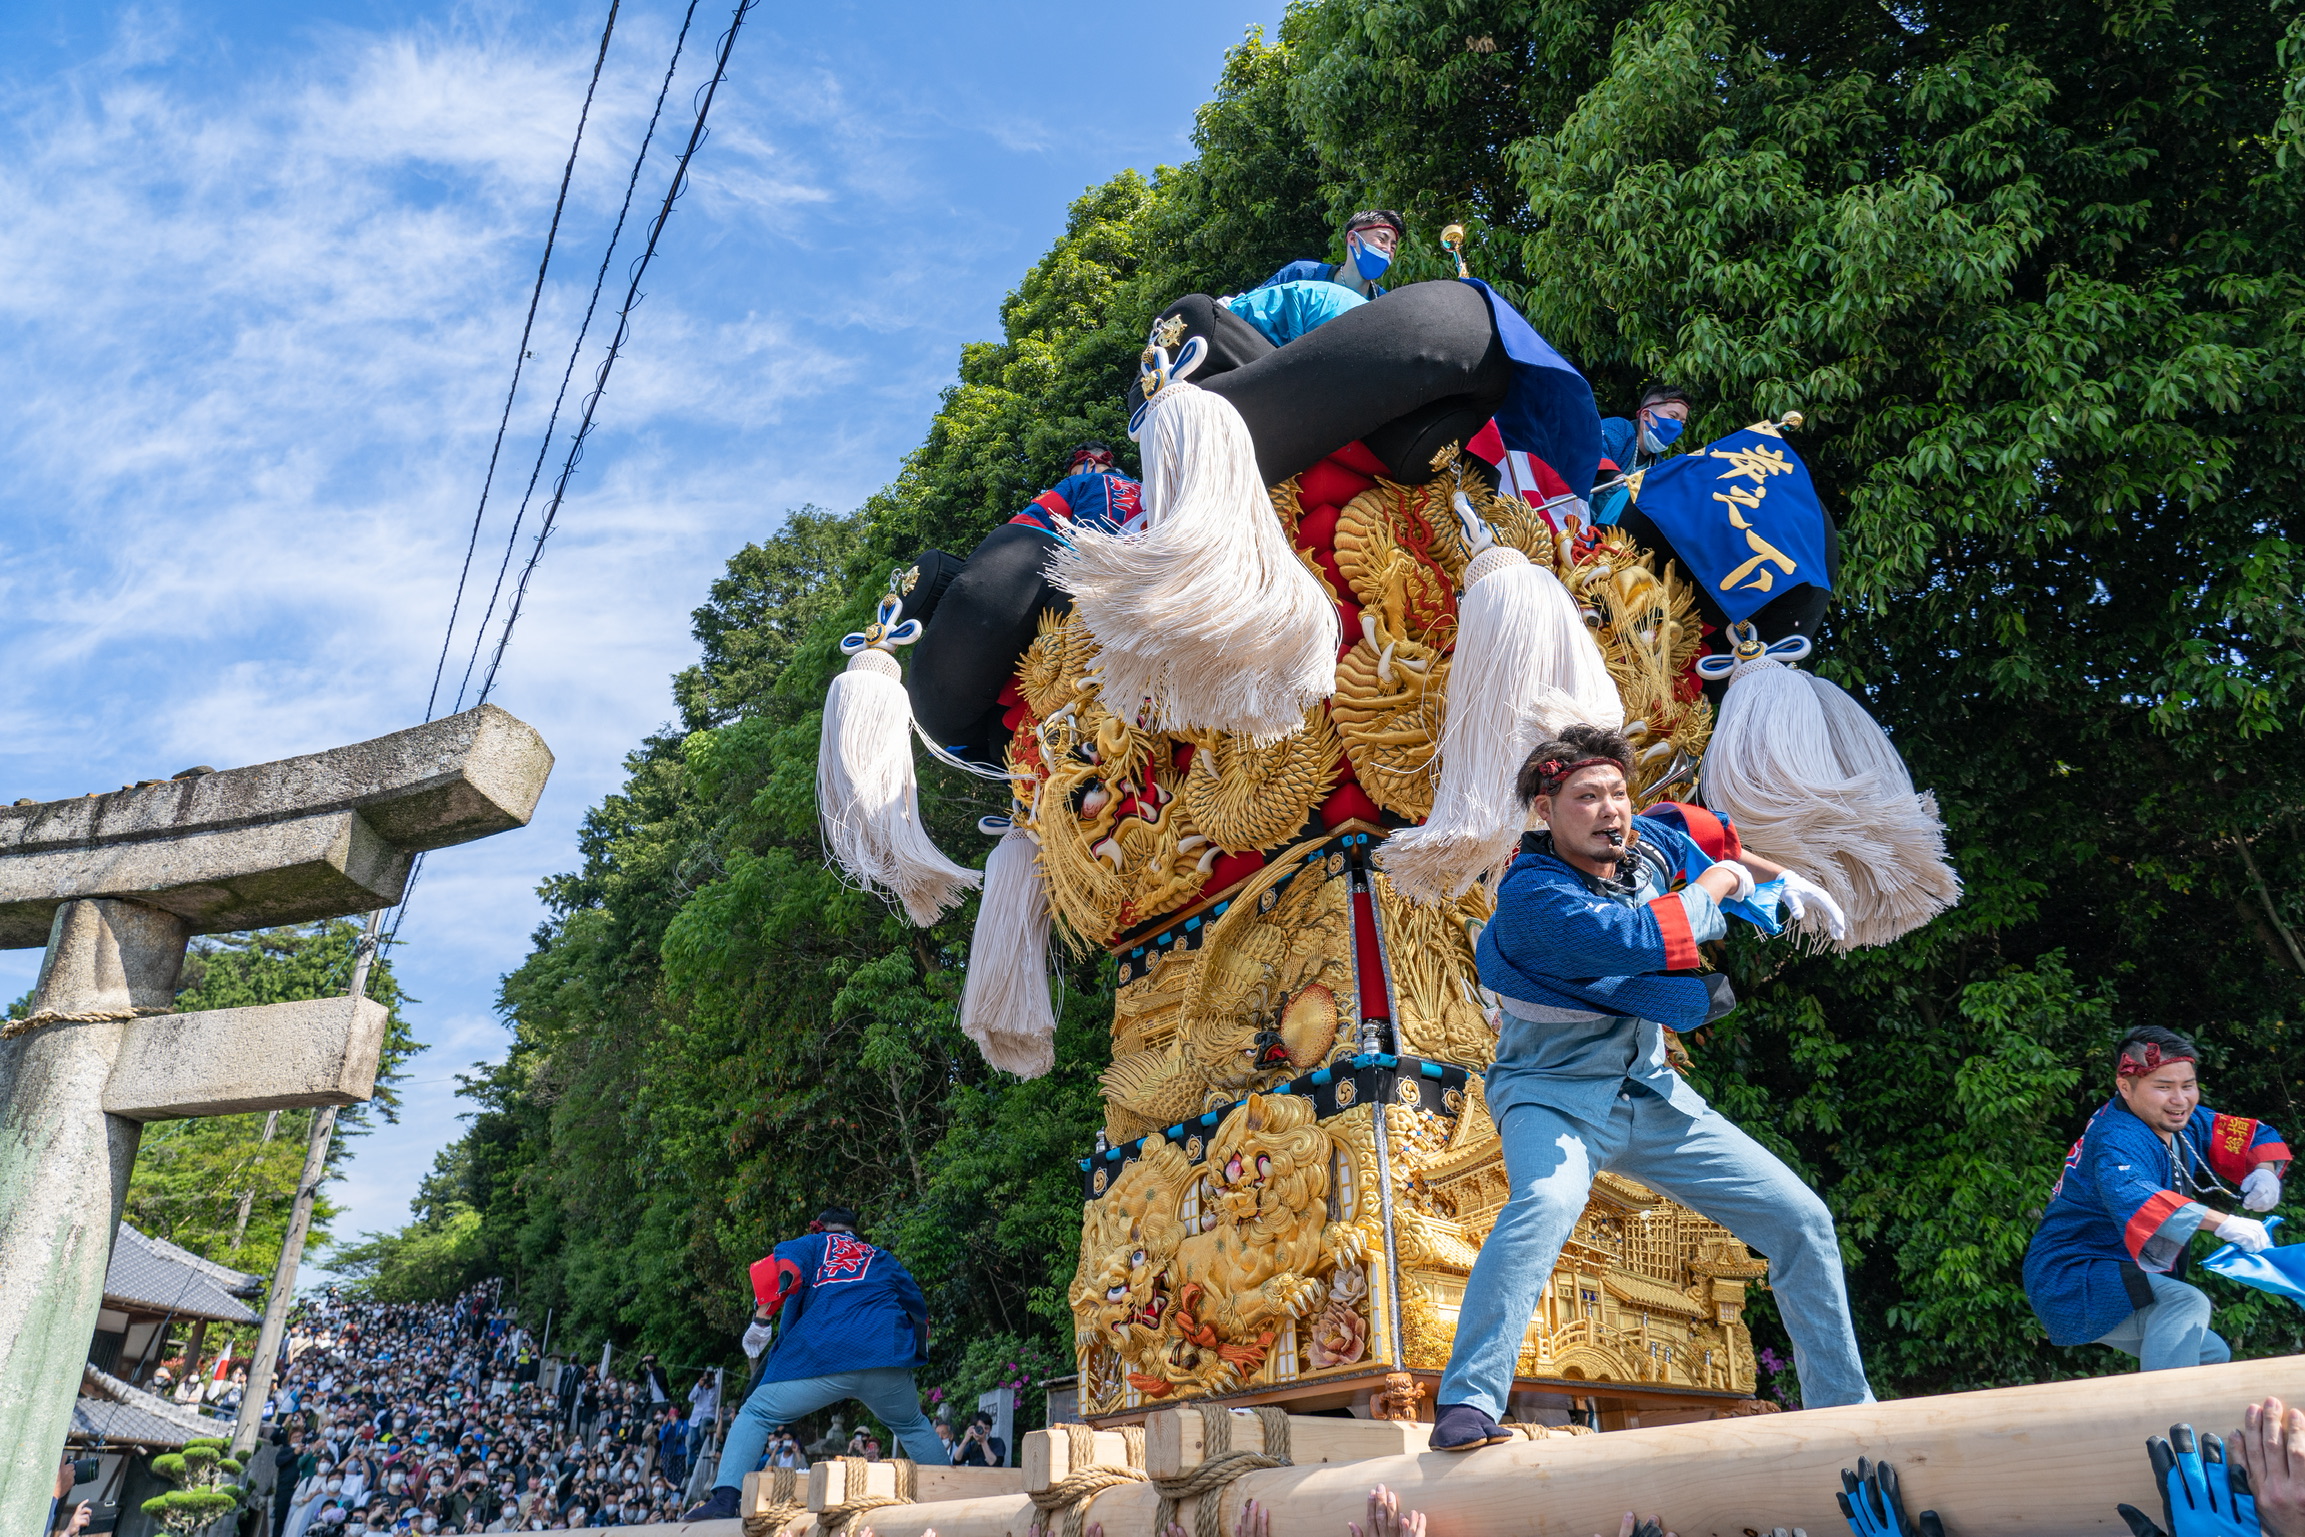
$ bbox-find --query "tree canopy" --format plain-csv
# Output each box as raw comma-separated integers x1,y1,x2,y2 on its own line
380,0,2304,1414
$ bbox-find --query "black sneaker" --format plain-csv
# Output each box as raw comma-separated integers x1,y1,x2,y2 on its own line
1428,1402,1513,1452
681,1486,741,1523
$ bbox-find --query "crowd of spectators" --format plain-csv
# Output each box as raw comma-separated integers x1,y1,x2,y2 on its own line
260,1283,728,1532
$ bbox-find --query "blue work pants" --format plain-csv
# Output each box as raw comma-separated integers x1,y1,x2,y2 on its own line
712,1367,945,1489
1437,1086,1874,1416
2091,1272,2231,1372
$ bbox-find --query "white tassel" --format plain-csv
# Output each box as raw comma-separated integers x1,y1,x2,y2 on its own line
957,829,1057,1078
1377,541,1623,904
1050,381,1338,743
1695,634,1958,951
815,648,980,925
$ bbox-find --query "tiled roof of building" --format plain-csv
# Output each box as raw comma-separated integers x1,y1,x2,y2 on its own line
75,1363,232,1448
103,1224,263,1324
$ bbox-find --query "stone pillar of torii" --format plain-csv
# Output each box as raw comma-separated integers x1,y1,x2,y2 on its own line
0,706,553,1533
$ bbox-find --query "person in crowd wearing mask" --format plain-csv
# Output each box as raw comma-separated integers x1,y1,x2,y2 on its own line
2025,1026,2288,1371
284,1459,335,1537
680,1207,943,1522
933,1421,956,1465
1590,385,1691,525
1425,725,1872,1453
273,1430,311,1537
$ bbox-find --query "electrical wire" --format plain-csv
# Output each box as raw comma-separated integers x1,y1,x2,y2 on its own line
423,1,625,725
447,0,710,717
390,0,756,960
474,0,760,707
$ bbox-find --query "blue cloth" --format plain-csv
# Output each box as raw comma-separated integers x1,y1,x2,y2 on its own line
1222,280,1368,346
2204,1215,2305,1307
711,1367,944,1491
1591,415,1688,525
1008,470,1142,537
748,1232,929,1384
1475,815,1728,1035
1455,278,1603,499
2024,1098,2287,1346
1436,1087,1873,1417
2089,1271,2233,1372
1623,425,1833,622
1255,258,1382,295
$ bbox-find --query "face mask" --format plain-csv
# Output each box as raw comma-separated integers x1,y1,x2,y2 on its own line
1347,232,1392,283
327,1481,344,1492
1638,414,1684,454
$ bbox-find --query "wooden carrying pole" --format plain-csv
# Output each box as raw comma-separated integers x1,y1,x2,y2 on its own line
787,1358,2305,1537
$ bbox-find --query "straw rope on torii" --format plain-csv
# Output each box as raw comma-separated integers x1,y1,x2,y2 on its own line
1151,1406,1292,1537
1027,1423,1149,1537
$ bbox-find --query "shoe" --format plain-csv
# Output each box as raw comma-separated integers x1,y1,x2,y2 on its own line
1429,1402,1513,1452
681,1487,740,1523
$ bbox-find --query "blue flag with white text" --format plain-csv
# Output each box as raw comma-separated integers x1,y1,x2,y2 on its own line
1626,425,1833,622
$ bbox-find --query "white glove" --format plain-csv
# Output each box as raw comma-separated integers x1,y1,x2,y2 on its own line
2217,1215,2273,1254
1776,869,1848,943
2243,1166,2284,1212
741,1321,773,1359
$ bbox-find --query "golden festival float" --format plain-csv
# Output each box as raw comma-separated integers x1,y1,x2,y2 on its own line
812,261,1962,1430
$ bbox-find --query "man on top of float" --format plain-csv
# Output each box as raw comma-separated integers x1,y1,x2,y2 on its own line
1429,723,1870,1452
2023,1026,2286,1373
682,1207,945,1521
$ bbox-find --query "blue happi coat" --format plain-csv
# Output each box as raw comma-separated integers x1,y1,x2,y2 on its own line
2023,1098,2289,1345
1007,470,1143,538
747,1231,929,1383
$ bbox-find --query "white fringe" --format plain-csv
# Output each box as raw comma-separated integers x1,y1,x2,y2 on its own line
1697,657,1959,951
815,648,980,926
1050,382,1338,744
957,829,1057,1078
1376,545,1623,903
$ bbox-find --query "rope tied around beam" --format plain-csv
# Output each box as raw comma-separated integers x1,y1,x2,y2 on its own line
1027,1423,1149,1537
817,1457,916,1534
743,1467,807,1537
1,1007,135,1038
1151,1405,1292,1537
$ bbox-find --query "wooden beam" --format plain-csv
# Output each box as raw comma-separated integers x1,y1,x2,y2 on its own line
1024,1428,1138,1492
808,1462,1024,1511
739,1474,809,1537
773,1358,2305,1537
1145,1408,1425,1479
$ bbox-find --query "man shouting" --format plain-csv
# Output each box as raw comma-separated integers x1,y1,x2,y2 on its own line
1429,724,1873,1450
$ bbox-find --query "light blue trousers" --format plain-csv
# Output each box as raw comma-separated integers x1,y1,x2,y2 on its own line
712,1366,945,1488
1437,1086,1875,1416
2092,1272,2232,1372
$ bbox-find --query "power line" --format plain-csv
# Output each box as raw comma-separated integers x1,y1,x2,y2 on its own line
391,0,756,961
474,0,760,707
448,0,711,718
423,1,625,725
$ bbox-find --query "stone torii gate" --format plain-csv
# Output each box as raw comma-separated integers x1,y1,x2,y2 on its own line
0,705,553,1533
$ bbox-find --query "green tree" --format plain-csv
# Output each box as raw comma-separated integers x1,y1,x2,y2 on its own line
141,1438,248,1537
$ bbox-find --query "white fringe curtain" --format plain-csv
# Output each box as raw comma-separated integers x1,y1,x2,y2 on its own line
1699,653,1959,950
1377,544,1622,903
957,828,1057,1078
1050,381,1338,744
815,648,979,925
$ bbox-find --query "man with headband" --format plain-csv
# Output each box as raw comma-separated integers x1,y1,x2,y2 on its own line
1257,209,1406,299
1006,441,1143,538
1429,723,1868,1451
2025,1025,2288,1372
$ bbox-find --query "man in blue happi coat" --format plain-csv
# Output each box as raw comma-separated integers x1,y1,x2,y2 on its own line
1212,209,1406,348
2024,1026,2287,1373
1430,723,1869,1451
1006,441,1143,538
683,1207,944,1520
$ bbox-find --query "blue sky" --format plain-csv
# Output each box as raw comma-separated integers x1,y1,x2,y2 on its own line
0,0,1284,1270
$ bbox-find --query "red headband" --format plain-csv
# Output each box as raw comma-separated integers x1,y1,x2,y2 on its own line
1535,756,1623,792
2117,1042,2195,1078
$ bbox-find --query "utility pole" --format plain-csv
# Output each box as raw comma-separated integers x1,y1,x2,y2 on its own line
228,1110,282,1255
230,909,385,1454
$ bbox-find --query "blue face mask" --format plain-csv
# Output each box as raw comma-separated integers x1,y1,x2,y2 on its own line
1638,414,1684,454
1348,234,1392,282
